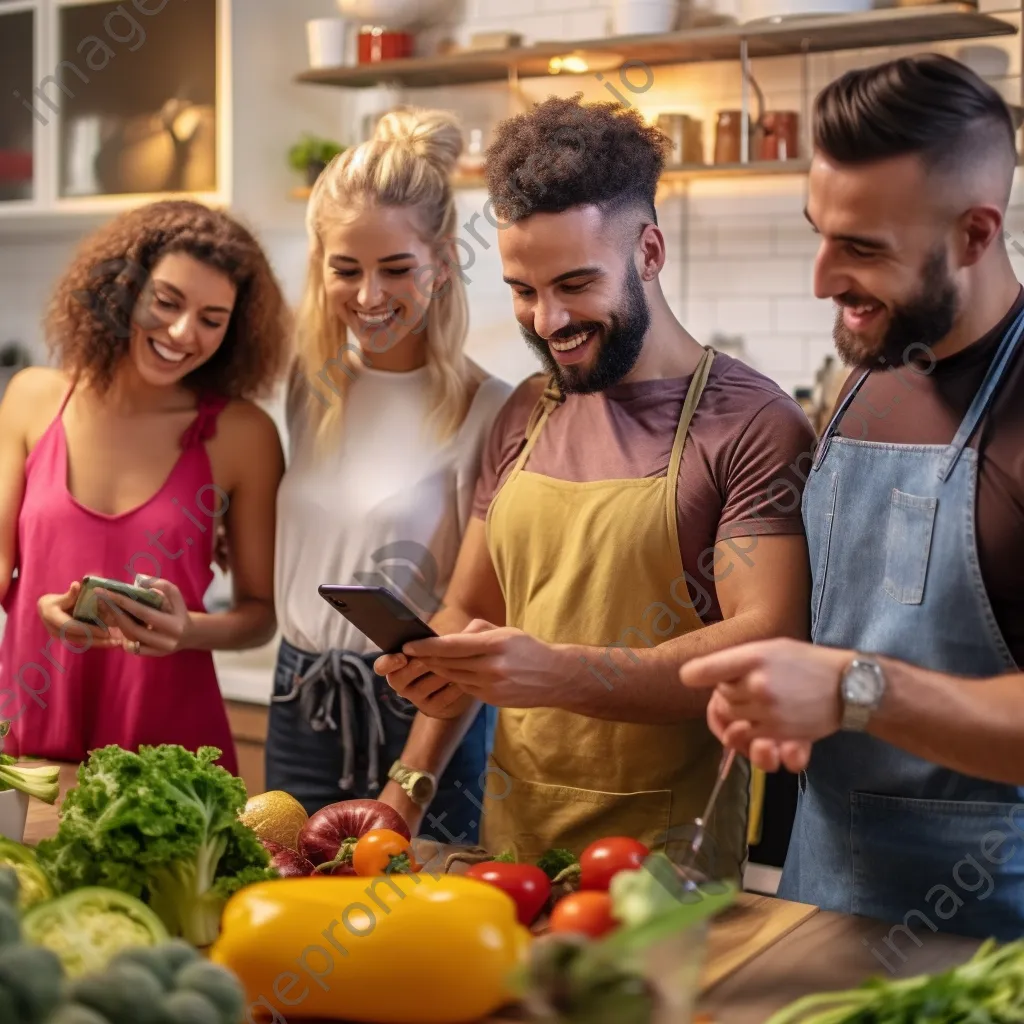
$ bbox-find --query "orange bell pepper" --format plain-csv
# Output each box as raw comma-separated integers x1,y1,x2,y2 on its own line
209,872,532,1023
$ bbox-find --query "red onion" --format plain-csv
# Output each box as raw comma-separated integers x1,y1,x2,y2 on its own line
297,799,411,875
263,839,315,878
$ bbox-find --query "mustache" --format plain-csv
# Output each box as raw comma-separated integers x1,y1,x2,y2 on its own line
835,294,881,308
523,321,601,343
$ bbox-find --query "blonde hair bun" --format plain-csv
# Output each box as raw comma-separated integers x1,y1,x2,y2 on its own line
373,107,464,177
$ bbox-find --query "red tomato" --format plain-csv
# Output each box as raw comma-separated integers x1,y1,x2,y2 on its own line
464,862,552,926
548,891,617,938
579,836,650,891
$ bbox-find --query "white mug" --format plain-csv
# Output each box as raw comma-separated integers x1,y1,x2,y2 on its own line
612,0,680,35
306,18,350,68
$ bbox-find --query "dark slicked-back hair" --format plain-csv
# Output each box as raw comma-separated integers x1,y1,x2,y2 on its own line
485,93,671,224
813,53,1017,182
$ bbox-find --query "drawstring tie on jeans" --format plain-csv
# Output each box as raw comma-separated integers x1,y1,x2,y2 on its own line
274,650,387,794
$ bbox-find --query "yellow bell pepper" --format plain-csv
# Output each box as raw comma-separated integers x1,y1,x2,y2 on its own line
209,872,532,1023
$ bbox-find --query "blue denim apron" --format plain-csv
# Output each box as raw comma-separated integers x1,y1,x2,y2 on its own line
778,308,1024,941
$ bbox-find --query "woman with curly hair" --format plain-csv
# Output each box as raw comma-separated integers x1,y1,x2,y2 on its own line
268,107,510,839
0,199,290,774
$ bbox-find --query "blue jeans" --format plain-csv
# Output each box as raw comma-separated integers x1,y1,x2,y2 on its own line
265,638,489,846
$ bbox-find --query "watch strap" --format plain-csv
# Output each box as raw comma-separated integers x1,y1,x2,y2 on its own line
388,760,437,805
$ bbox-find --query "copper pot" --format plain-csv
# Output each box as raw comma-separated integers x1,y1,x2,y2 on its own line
757,111,799,162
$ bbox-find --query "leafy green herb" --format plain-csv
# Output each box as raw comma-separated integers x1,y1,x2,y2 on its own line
536,849,578,881
765,937,1024,1024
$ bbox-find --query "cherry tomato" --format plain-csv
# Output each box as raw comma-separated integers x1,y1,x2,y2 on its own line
579,836,650,891
464,862,552,926
352,829,420,877
548,891,617,938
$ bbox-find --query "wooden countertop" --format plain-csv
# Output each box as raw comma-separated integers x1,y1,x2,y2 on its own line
24,762,983,1023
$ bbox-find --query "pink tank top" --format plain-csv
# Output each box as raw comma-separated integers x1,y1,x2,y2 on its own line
0,386,238,775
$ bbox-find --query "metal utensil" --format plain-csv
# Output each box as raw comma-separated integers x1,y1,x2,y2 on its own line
681,747,737,872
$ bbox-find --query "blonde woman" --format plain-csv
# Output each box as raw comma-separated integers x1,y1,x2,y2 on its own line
268,108,511,842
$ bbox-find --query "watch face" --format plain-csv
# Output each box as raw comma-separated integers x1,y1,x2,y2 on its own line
846,662,882,704
411,776,434,803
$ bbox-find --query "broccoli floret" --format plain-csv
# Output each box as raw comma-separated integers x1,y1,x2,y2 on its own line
42,1008,108,1024
0,943,65,1024
108,945,177,992
536,848,579,880
175,960,245,1023
493,849,517,863
36,745,275,947
0,901,20,948
154,939,201,976
62,963,167,1024
162,990,221,1024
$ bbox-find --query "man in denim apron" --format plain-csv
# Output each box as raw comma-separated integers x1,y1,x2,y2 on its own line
683,53,1024,941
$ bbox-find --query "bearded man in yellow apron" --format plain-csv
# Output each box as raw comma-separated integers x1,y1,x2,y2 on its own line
375,95,816,883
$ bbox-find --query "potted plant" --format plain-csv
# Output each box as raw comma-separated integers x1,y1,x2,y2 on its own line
0,721,60,842
288,134,346,187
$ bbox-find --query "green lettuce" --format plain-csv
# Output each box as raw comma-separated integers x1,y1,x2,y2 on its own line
35,745,274,947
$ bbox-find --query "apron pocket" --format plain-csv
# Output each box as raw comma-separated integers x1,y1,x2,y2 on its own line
883,489,937,606
480,755,672,865
850,791,1024,940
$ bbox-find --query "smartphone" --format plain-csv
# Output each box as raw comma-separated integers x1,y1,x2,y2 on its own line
73,575,165,628
318,585,437,655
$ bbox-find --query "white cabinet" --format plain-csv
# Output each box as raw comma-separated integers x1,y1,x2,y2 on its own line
0,0,345,233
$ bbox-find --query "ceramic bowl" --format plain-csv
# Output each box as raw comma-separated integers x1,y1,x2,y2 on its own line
0,789,30,843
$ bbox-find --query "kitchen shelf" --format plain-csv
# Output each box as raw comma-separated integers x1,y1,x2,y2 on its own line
295,4,1017,90
289,159,811,200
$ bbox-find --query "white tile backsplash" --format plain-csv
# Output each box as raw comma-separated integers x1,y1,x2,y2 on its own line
715,220,774,257
773,297,836,336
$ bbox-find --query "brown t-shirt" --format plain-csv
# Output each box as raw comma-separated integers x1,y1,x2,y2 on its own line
832,286,1024,666
472,352,817,625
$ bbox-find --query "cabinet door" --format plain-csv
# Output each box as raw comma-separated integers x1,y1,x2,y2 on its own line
53,0,220,200
0,2,38,204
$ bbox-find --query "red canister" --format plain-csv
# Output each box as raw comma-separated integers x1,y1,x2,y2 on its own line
358,26,414,63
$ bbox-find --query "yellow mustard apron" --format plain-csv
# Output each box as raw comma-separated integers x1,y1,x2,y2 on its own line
482,346,752,881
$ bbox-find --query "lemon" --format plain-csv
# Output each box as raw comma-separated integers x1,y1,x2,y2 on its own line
239,791,308,852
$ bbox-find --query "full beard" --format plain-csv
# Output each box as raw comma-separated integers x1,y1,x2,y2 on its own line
833,248,958,369
520,260,651,394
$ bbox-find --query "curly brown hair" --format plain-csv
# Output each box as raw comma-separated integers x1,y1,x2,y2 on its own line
484,93,671,224
45,199,291,399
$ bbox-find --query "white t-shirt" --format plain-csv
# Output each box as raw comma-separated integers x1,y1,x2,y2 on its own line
274,364,512,655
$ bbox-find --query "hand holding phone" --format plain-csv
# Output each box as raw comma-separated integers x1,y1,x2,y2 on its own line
73,574,165,628
318,585,437,655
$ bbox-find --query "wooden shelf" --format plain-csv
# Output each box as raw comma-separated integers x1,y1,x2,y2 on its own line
295,5,1016,90
290,160,810,201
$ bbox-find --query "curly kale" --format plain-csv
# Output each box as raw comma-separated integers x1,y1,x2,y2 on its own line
536,848,579,881
35,745,275,948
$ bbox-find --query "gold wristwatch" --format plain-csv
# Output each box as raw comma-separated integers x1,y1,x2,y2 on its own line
388,760,438,807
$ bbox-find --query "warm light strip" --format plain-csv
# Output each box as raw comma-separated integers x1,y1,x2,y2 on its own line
548,50,624,75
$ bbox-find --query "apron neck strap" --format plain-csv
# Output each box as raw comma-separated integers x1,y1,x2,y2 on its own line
514,376,564,475
937,301,1024,482
812,368,870,472
667,346,715,487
